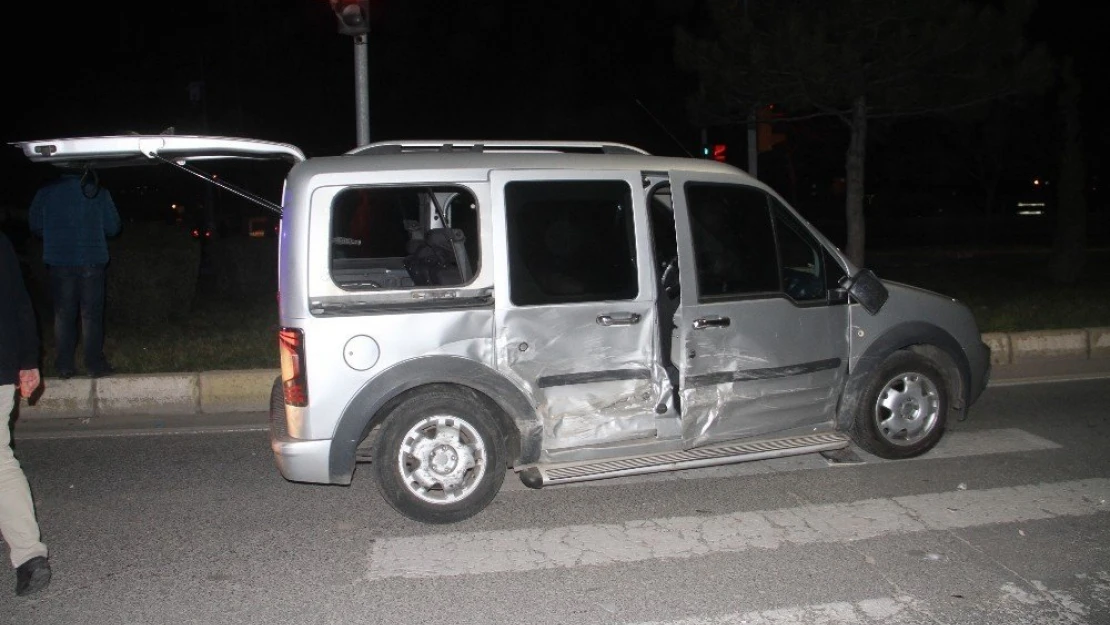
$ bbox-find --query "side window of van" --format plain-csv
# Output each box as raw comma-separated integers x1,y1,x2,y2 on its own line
506,180,638,306
686,183,779,299
770,199,828,303
686,184,835,304
330,185,479,291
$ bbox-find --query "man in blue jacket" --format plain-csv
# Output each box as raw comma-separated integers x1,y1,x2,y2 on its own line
0,232,51,596
29,170,121,379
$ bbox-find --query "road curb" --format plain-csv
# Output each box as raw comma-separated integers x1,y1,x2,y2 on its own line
983,326,1109,365
96,373,199,417
15,327,1110,421
21,368,280,420
1091,327,1110,359
199,369,280,413
23,377,95,418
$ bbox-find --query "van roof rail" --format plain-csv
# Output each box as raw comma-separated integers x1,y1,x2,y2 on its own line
345,140,650,156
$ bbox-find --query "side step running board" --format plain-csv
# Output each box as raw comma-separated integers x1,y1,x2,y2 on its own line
518,432,850,489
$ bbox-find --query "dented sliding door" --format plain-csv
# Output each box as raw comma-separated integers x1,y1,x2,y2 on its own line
490,170,666,452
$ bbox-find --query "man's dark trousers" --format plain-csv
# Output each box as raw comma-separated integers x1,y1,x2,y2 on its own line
49,264,108,375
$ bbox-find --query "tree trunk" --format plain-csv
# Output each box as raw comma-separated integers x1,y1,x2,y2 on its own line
844,95,868,266
785,148,799,206
1049,60,1087,284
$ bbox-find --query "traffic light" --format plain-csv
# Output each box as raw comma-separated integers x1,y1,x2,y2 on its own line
329,0,370,36
711,143,727,163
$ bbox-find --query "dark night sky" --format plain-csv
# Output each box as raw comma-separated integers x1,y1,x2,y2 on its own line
0,1,701,149
0,0,707,210
0,0,1103,214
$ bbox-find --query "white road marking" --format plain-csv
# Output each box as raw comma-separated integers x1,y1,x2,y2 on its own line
366,478,1110,580
993,572,1110,625
859,427,1060,461
989,371,1110,388
623,572,1110,625
627,596,927,625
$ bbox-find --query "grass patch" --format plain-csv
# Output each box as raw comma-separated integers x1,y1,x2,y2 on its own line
41,287,279,378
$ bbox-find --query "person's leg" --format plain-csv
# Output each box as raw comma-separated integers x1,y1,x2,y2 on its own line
49,266,79,376
0,385,49,568
79,265,110,375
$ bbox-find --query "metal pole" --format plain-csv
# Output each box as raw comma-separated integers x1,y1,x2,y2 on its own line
354,33,371,147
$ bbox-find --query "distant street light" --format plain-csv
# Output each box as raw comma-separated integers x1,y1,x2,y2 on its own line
328,0,371,147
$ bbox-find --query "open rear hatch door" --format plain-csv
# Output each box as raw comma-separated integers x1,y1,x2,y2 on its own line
14,134,305,166
11,134,306,215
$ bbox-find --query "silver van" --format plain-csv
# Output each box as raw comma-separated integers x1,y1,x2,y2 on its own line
14,136,990,524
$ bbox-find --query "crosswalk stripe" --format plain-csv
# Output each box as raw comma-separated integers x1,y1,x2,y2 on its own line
366,478,1110,580
900,427,1060,459
627,573,1110,625
628,596,924,625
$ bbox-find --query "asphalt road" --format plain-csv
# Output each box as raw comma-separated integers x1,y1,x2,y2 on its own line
2,377,1109,624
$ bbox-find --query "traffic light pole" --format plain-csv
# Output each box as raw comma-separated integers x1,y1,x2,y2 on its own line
329,0,372,148
354,33,370,147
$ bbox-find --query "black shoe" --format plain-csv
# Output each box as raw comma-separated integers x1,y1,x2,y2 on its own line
90,365,115,379
56,370,75,380
15,556,51,596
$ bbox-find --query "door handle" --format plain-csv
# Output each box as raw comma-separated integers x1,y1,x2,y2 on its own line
693,316,731,329
597,312,642,327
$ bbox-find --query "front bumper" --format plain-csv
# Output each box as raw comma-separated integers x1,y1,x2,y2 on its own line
968,340,991,406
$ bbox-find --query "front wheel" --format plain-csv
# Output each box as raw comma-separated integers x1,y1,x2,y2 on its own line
850,350,949,459
372,385,506,524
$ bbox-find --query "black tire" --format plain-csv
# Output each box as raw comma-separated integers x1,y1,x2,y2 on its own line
372,385,506,524
850,350,949,459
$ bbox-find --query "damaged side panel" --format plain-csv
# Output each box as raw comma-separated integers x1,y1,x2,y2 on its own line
667,170,852,450
681,368,843,447
489,168,666,458
677,290,849,448
495,303,666,453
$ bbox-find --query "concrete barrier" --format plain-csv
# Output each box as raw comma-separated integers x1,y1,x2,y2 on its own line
199,369,280,413
1009,329,1088,363
21,377,95,420
1091,327,1110,359
981,332,1011,366
96,373,199,417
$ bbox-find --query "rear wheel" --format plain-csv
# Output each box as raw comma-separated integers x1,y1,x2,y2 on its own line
850,350,948,459
372,385,506,524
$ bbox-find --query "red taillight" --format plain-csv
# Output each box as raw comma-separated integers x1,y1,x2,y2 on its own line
277,327,308,407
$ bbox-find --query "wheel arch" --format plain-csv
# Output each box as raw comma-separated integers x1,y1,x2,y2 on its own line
836,322,970,432
328,356,540,485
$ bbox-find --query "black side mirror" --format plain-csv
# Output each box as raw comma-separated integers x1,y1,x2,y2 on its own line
839,269,888,315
